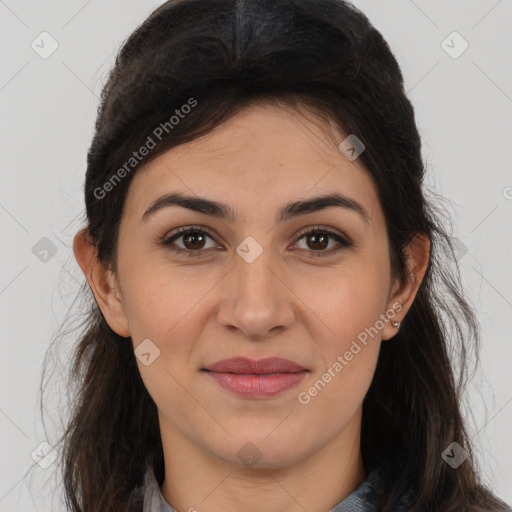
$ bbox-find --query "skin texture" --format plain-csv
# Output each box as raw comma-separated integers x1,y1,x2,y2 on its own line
74,103,430,512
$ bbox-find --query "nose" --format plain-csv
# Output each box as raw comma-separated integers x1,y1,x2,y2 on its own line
216,244,296,341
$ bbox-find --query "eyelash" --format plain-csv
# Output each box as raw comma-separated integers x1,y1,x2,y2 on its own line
161,225,352,258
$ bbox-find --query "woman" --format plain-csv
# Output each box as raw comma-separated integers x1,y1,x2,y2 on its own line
50,0,511,510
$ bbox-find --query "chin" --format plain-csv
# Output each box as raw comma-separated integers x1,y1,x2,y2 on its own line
213,432,307,470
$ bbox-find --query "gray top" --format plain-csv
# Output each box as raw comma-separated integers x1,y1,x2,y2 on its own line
140,456,411,511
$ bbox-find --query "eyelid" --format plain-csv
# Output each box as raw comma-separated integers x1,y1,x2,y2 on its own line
294,224,351,245
161,225,221,253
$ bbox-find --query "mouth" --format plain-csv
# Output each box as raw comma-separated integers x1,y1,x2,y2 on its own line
201,357,310,398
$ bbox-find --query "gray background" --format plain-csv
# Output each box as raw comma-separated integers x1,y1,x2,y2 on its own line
1,1,511,510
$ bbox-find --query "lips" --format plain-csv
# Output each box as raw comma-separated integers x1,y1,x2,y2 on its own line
203,357,307,374
202,357,309,398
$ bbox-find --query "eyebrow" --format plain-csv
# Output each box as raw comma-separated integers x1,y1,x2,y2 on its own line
141,192,370,225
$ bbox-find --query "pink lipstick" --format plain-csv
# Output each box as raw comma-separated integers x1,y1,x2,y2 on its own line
203,357,309,398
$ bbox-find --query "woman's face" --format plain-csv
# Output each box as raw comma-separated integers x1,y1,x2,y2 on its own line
88,103,418,469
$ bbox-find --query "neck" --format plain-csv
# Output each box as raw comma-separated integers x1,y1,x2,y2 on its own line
159,410,366,512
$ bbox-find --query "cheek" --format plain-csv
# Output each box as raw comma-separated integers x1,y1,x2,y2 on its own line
294,263,387,403
298,287,382,421
121,261,215,342
297,262,389,345
298,342,379,439
125,271,205,417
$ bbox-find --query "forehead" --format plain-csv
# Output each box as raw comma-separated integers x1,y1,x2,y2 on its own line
122,103,382,229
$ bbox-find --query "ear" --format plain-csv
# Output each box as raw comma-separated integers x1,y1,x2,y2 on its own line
73,228,131,338
381,232,430,341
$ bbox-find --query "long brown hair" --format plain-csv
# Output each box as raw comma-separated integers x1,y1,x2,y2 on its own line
40,0,510,510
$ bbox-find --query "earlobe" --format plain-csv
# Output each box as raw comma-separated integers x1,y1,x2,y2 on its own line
382,233,430,341
72,228,131,338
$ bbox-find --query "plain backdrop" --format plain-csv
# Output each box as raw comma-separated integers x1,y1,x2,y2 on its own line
0,1,511,510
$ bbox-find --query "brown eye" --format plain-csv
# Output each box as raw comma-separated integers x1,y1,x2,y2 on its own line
294,227,352,256
181,231,208,250
161,225,352,258
305,232,329,250
162,227,218,256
